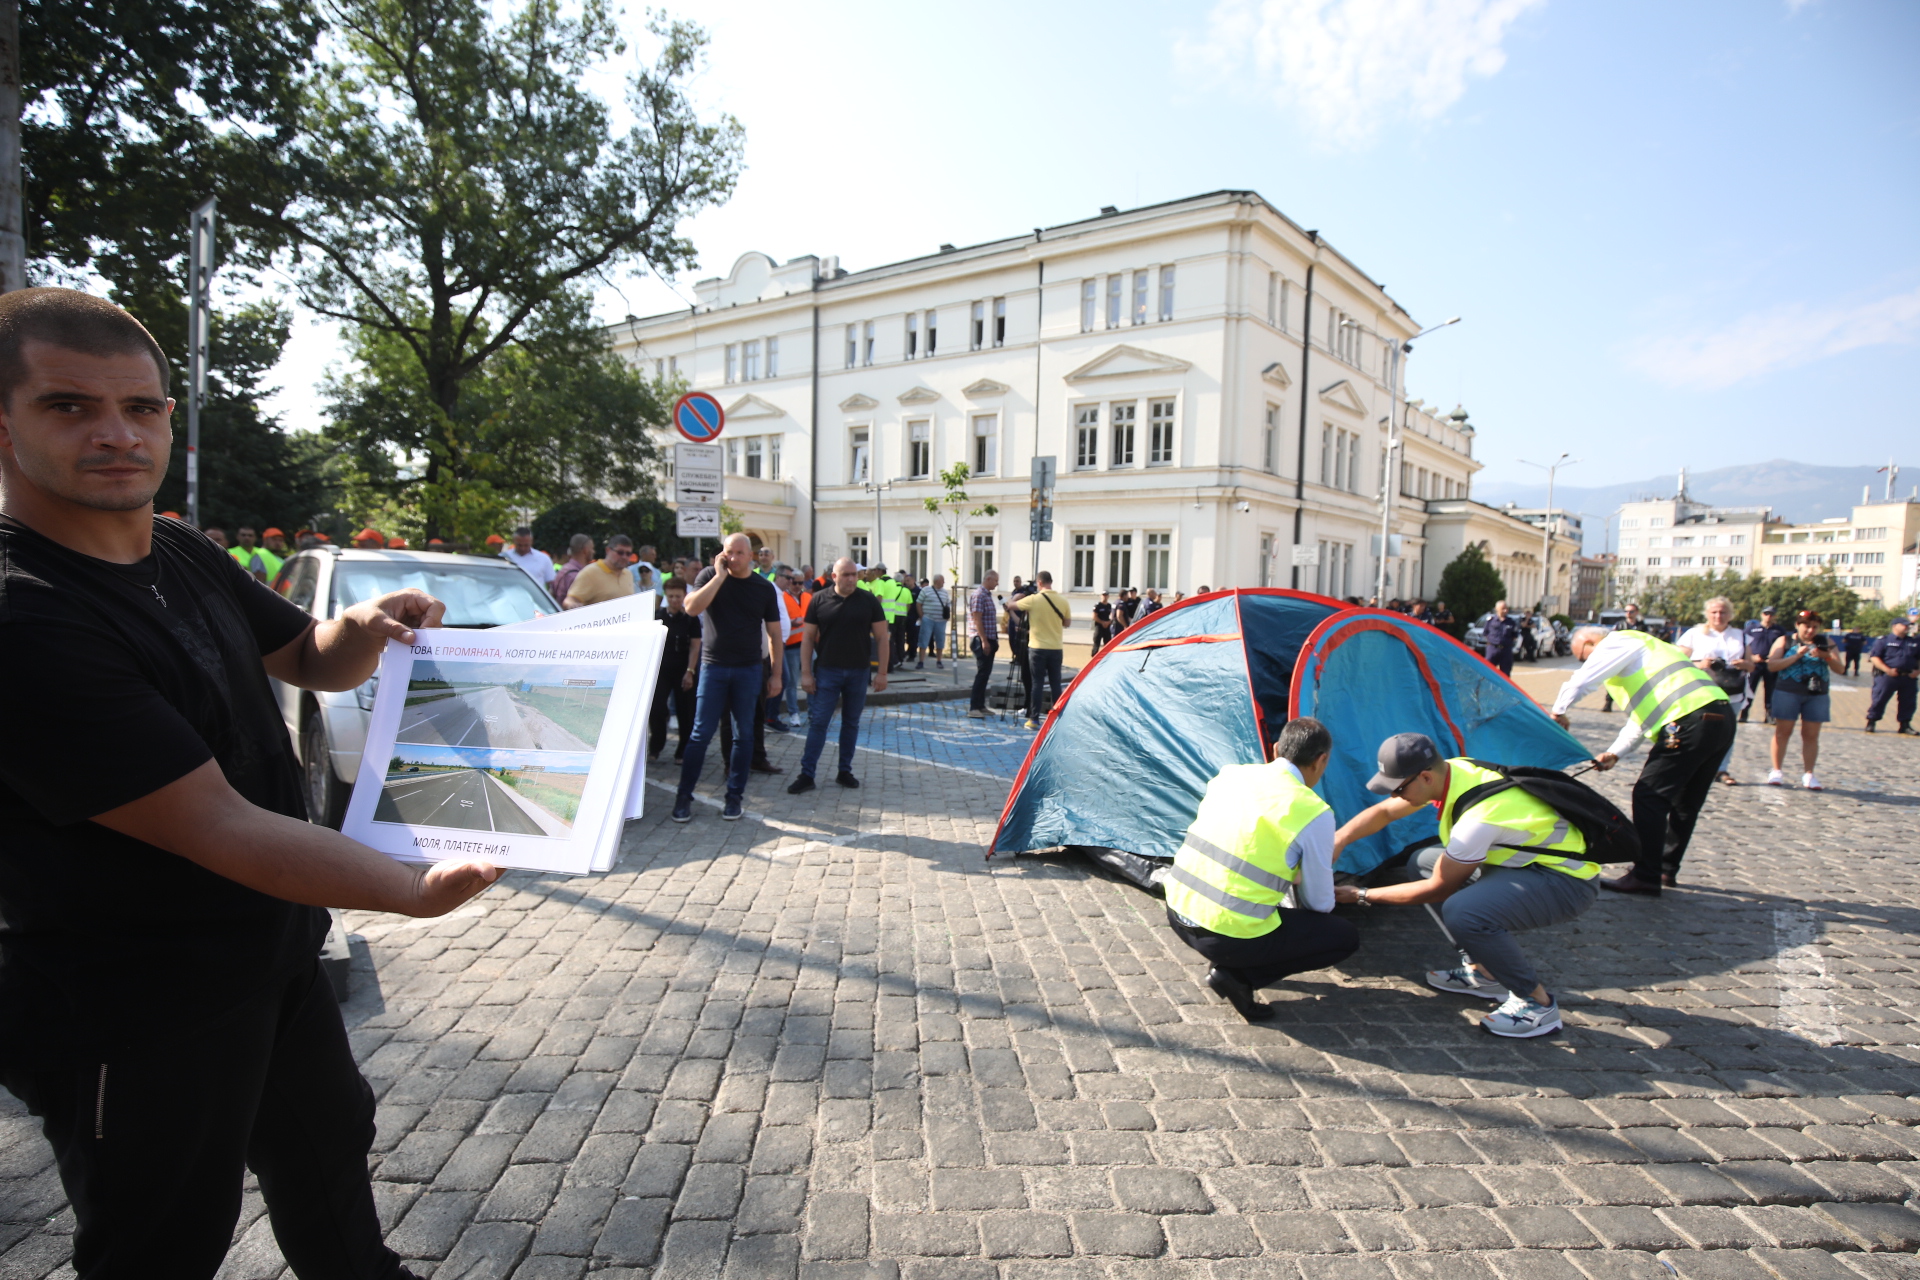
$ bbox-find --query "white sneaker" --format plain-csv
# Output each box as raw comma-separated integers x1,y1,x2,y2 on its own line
1802,773,1822,791
1482,993,1562,1038
1766,770,1785,787
1426,965,1508,1002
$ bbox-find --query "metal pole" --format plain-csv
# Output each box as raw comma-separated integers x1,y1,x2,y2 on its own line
186,197,217,528
1542,468,1555,613
0,0,22,294
1289,249,1318,590
1374,339,1400,605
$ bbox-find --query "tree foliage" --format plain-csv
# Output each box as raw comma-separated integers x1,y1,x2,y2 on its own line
923,463,998,584
282,0,742,535
529,494,674,560
1635,565,1868,628
1436,545,1505,624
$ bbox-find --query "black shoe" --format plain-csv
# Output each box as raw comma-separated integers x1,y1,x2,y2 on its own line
1206,967,1274,1021
1900,726,1918,736
721,796,743,820
750,759,782,774
673,749,685,760
787,775,815,794
1600,873,1661,897
1865,722,1876,733
836,771,860,788
1661,873,1679,888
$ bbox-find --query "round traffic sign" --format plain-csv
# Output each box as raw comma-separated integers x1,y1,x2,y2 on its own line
672,391,725,443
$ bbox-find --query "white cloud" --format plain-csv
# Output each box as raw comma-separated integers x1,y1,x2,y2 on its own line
1176,0,1544,148
1626,286,1920,390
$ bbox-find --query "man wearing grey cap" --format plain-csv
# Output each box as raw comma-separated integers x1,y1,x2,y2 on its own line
1331,733,1601,1038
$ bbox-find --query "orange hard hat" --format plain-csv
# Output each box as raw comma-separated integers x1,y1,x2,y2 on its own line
160,510,181,519
262,527,284,538
485,534,506,545
388,537,408,548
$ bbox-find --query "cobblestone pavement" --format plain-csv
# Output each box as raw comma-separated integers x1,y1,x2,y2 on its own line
5,711,1920,1279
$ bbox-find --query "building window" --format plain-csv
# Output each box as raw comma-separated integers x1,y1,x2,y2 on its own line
1855,551,1886,565
905,313,918,360
1106,275,1121,328
1315,540,1353,598
1132,270,1148,325
1729,534,1746,545
1620,517,1639,528
744,436,764,479
1260,533,1275,587
1726,555,1744,567
1701,556,1717,567
970,532,995,584
1400,460,1413,495
992,297,1006,346
653,358,664,380
1280,279,1291,334
1081,280,1096,333
1851,575,1882,589
1108,533,1133,589
1648,536,1665,547
908,420,931,479
724,344,738,383
1621,537,1637,549
849,533,869,566
926,309,938,356
1649,516,1665,527
1264,405,1279,473
1158,265,1175,321
1075,405,1099,470
668,355,678,378
768,436,781,482
863,321,875,366
850,427,870,485
1110,402,1136,467
766,336,779,378
907,533,929,581
724,438,739,474
743,339,761,382
1267,273,1278,326
845,324,857,369
1646,557,1663,567
1072,533,1096,590
1148,399,1174,465
1621,557,1637,567
1670,556,1692,567
972,413,997,476
971,301,985,351
1144,531,1170,589
1856,526,1888,540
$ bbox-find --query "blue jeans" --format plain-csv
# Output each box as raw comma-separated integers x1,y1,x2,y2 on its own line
801,666,871,778
1026,648,1063,720
677,662,763,803
779,647,801,721
919,616,946,658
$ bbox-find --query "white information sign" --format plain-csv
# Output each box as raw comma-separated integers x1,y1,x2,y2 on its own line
676,505,721,537
674,442,723,505
1291,545,1321,567
342,627,658,875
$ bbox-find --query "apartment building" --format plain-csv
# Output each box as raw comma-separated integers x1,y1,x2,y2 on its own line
1610,476,1772,600
1759,500,1920,606
610,191,1486,619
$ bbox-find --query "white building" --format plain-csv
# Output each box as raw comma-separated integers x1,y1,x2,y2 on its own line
612,191,1492,634
1609,475,1772,602
1759,500,1920,606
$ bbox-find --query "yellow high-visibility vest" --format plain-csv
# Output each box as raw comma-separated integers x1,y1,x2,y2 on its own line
1437,759,1599,880
1163,760,1329,938
1600,631,1728,740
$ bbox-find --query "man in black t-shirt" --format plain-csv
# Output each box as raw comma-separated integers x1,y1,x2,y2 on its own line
789,558,890,792
674,532,784,821
649,578,703,760
0,288,496,1277
1092,592,1114,651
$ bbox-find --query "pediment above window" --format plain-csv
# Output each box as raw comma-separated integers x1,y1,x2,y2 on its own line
962,378,1010,399
1318,379,1369,415
725,393,785,420
1063,344,1192,384
838,393,879,411
1260,361,1292,390
896,386,941,405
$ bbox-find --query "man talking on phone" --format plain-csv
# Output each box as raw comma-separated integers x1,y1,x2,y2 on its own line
0,289,498,1276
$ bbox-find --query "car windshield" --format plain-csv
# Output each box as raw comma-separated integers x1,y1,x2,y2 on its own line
333,561,556,628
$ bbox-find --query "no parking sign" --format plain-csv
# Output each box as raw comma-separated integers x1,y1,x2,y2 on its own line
672,392,725,443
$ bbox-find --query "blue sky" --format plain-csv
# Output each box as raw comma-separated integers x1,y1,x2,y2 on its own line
268,0,1920,491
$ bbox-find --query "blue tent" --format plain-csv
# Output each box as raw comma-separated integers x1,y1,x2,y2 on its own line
991,590,1591,876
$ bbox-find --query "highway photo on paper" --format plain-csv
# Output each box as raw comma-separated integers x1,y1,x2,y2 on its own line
396,659,617,752
372,745,593,836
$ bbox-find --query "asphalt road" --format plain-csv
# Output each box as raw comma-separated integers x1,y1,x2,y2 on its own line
372,768,547,835
397,685,595,752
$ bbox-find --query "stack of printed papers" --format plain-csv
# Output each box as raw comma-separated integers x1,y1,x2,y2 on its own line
341,594,666,875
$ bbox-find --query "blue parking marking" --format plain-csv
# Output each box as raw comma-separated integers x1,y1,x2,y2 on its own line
832,701,1036,780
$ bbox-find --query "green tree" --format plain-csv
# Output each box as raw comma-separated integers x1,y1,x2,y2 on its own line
1436,544,1505,626
281,0,742,535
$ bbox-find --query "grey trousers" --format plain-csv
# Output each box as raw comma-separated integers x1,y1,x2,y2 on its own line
1401,845,1599,998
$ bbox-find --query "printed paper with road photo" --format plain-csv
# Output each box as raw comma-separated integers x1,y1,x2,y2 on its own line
342,628,654,875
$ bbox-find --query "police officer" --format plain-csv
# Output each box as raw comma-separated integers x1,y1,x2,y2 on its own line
1163,718,1359,1022
1744,605,1788,724
1865,618,1917,735
1552,625,1732,895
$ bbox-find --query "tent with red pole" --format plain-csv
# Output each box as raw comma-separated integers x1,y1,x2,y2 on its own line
989,590,1590,879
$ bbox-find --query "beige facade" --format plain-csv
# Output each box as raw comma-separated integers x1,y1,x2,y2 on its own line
1421,500,1581,615
1759,500,1920,606
611,191,1490,637
1610,486,1772,602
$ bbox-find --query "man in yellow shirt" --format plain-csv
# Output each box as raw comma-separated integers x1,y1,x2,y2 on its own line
563,535,637,609
1012,570,1070,730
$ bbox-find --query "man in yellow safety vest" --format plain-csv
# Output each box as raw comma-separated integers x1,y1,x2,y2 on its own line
1552,625,1732,896
1163,717,1360,1023
1333,733,1601,1038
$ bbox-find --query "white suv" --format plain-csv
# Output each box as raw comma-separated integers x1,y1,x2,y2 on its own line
270,547,561,826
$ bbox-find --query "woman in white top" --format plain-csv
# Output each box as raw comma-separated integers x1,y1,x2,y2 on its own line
1675,596,1756,786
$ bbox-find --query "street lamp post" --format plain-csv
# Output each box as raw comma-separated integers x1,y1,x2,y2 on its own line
1355,316,1460,606
1518,453,1577,614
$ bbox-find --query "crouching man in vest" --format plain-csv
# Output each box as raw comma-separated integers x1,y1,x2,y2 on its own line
1164,717,1360,1023
1332,733,1600,1039
1552,625,1732,896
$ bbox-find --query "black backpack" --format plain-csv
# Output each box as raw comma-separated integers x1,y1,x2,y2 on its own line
1450,760,1641,867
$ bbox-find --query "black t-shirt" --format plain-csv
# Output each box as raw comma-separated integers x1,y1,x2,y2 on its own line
804,587,888,670
0,515,326,1060
691,567,780,667
1093,602,1113,628
660,610,702,672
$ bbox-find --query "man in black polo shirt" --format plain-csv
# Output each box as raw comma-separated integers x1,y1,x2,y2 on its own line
789,558,890,792
0,289,498,1276
674,532,784,822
